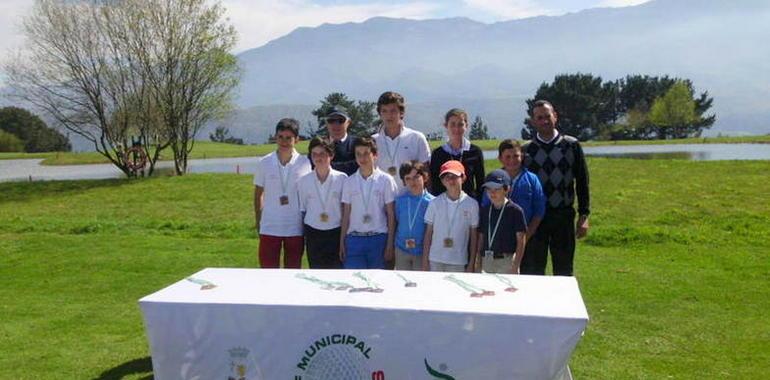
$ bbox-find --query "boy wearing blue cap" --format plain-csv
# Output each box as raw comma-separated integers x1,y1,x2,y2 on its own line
477,169,528,274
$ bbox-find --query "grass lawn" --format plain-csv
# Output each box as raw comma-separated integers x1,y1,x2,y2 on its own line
1,135,768,166
1,158,769,378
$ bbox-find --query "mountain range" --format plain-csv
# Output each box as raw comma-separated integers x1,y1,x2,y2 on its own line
224,0,770,143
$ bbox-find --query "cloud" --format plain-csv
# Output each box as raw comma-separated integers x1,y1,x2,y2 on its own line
223,0,440,52
0,0,32,55
596,0,651,7
461,0,553,20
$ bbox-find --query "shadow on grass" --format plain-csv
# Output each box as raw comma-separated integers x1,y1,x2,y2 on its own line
0,178,134,203
93,356,153,380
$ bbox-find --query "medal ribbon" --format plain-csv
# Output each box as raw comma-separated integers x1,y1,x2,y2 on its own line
487,198,508,250
407,191,426,233
277,154,292,196
383,133,402,170
444,194,464,241
313,173,334,215
358,173,375,216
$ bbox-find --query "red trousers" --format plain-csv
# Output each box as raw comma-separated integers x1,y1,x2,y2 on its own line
258,234,304,268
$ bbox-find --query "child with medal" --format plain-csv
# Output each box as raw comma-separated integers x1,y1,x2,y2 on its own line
253,118,311,268
372,91,431,193
422,160,479,272
339,137,398,269
394,161,434,270
298,137,348,269
477,169,528,274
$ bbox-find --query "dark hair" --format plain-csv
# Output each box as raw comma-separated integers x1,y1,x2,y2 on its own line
399,160,429,183
498,139,523,156
529,99,555,116
376,91,406,115
275,118,300,137
353,136,378,155
308,136,334,156
444,108,469,125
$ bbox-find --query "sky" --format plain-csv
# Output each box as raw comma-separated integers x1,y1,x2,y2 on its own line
0,0,650,57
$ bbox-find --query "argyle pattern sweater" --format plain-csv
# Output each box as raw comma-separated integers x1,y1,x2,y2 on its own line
523,134,590,216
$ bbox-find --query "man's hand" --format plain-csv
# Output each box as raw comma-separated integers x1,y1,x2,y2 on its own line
576,215,590,239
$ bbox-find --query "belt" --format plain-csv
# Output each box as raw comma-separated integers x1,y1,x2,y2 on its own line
488,253,513,259
348,231,383,237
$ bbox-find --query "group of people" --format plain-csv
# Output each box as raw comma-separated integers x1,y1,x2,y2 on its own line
253,92,590,276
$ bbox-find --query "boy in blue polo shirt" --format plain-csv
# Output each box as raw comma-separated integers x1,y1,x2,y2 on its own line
394,160,434,270
481,139,545,240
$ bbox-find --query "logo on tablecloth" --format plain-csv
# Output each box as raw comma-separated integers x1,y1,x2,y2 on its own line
424,358,456,380
227,347,250,380
294,334,382,380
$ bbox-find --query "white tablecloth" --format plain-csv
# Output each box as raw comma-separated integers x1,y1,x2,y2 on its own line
140,268,588,379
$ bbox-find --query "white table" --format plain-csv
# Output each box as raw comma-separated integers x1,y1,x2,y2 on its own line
140,268,588,379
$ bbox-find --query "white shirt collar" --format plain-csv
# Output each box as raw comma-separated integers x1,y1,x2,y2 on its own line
536,130,560,144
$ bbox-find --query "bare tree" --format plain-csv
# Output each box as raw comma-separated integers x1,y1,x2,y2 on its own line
5,0,239,176
121,0,239,175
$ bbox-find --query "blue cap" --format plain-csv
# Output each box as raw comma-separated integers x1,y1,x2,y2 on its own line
482,169,511,189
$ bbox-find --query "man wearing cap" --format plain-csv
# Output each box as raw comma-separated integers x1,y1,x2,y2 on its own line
325,106,358,175
522,100,590,276
422,160,479,272
477,169,528,274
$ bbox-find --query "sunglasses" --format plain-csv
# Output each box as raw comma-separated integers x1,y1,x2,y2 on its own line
326,118,346,124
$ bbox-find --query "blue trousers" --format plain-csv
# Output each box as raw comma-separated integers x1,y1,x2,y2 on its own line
344,234,387,269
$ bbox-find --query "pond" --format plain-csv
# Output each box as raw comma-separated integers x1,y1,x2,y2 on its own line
481,143,770,160
1,144,768,182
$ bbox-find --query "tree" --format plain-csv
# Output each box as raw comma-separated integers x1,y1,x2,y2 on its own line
310,93,378,137
649,81,700,139
209,126,243,145
618,75,714,139
469,115,490,140
0,106,71,152
0,130,25,152
5,0,238,176
524,73,618,141
523,73,715,141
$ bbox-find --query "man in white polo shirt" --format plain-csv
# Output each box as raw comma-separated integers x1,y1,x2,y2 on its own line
298,137,348,269
339,137,398,269
254,118,311,268
372,91,431,193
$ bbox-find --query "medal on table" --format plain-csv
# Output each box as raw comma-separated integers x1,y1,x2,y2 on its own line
405,238,416,249
362,214,372,224
319,212,329,222
279,195,289,205
443,238,454,248
388,166,398,176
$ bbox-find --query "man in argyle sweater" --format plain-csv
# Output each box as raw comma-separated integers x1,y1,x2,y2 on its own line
522,100,590,276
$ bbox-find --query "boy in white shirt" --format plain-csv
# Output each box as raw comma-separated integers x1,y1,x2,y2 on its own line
298,137,348,269
254,118,311,268
422,160,479,272
339,137,398,269
372,91,431,193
